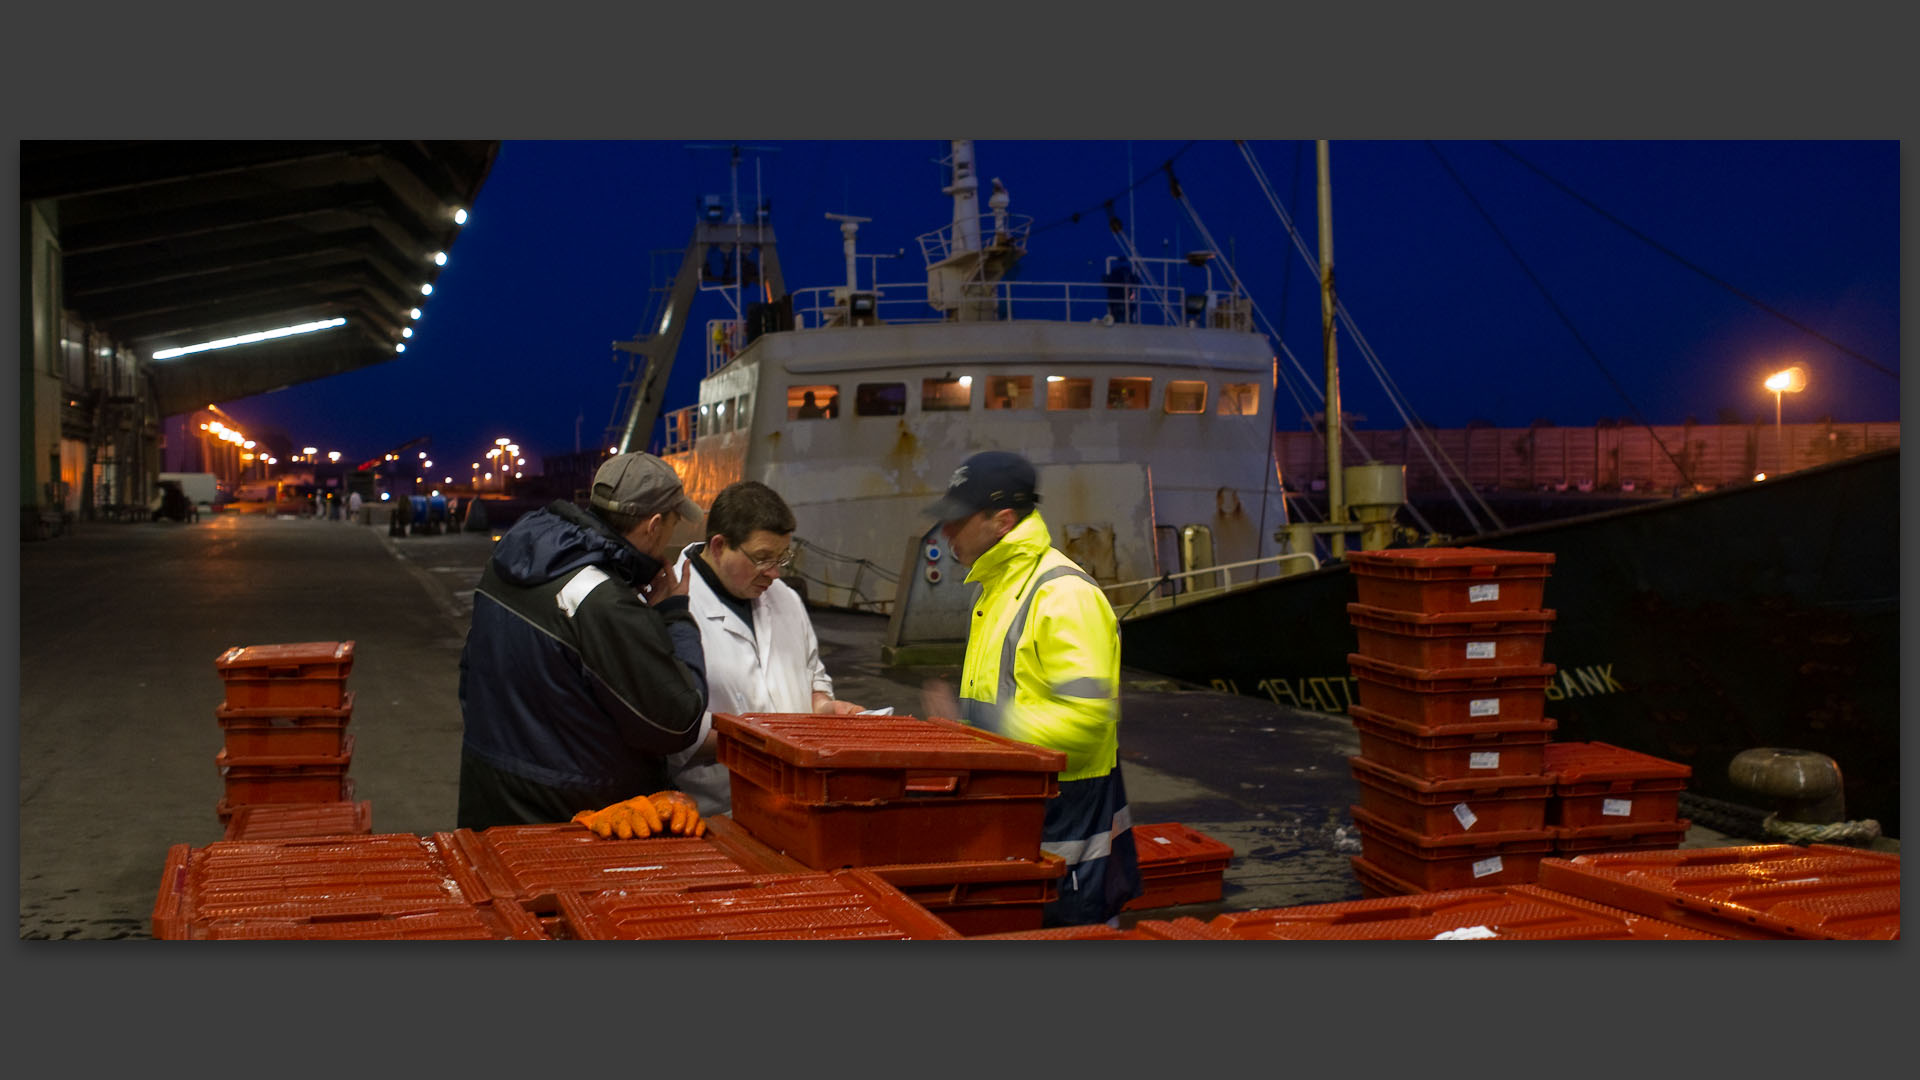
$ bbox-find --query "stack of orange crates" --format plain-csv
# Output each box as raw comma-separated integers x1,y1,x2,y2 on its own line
211,642,364,833
709,711,1070,936
1342,548,1560,895
1543,741,1691,856
1122,822,1236,912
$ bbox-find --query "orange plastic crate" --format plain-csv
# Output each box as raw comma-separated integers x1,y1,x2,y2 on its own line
222,800,373,841
1345,547,1553,615
715,712,1062,868
1347,603,1556,669
1349,704,1554,781
1545,741,1690,828
216,744,354,807
214,641,354,710
551,870,965,940
1124,822,1235,911
1208,884,1725,940
1350,756,1552,838
1351,853,1424,898
1536,844,1900,940
1554,818,1690,854
216,693,354,759
217,777,354,823
1347,653,1553,729
1350,805,1552,891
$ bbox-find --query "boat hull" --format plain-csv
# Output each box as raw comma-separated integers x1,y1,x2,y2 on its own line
1119,448,1900,834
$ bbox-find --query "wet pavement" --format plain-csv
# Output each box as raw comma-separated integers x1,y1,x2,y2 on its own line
18,511,1747,939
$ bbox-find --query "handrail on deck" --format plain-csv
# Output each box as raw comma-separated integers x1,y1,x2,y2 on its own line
1104,551,1322,621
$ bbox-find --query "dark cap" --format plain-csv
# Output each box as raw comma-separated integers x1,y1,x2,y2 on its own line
590,452,703,525
923,450,1041,524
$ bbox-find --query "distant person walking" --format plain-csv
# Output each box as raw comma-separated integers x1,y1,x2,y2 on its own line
348,490,363,523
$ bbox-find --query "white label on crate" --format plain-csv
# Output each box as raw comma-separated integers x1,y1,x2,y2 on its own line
1152,835,1174,845
1602,798,1634,818
1470,697,1501,717
1469,583,1501,603
1432,925,1499,940
1469,751,1501,770
1471,856,1505,879
1466,641,1497,660
1452,803,1479,830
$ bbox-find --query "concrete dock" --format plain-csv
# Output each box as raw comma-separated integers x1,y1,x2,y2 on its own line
19,510,1747,939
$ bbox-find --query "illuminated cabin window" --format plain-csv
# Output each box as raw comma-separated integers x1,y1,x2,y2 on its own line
1218,382,1260,416
984,375,1034,410
1046,377,1092,410
922,376,972,412
698,402,713,438
1164,380,1208,414
1107,377,1152,410
857,382,908,416
714,398,731,432
788,385,839,420
734,391,752,430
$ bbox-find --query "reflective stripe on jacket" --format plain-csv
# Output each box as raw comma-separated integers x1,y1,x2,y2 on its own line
957,510,1120,783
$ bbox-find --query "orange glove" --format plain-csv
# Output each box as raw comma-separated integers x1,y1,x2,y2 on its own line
649,790,706,837
571,793,666,839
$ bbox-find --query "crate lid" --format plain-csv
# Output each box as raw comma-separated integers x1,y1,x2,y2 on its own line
1208,885,1722,941
1553,818,1692,843
866,852,1068,888
1544,741,1692,784
712,712,1067,772
1539,845,1900,940
1349,754,1554,796
214,641,355,671
223,800,372,841
1130,822,1236,868
215,692,356,723
1346,547,1555,571
1348,652,1557,685
1350,805,1554,853
703,815,811,874
1348,703,1558,739
555,870,964,940
445,826,756,901
1346,602,1558,630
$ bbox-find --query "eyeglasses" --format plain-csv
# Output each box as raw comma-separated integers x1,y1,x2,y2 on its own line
743,547,796,572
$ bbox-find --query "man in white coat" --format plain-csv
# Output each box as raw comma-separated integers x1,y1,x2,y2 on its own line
667,480,866,815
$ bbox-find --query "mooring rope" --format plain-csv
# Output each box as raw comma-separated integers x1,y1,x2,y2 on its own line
1761,814,1883,846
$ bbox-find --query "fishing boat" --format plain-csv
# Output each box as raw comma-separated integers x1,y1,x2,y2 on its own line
612,140,1297,651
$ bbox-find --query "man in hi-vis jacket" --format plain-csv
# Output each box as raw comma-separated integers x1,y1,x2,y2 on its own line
922,450,1143,926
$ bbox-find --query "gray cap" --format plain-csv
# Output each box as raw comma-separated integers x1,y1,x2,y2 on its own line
590,452,703,525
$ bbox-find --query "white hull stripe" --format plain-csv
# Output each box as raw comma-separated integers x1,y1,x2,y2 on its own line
556,565,613,618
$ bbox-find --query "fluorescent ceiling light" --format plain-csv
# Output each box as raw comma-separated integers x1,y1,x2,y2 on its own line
151,317,347,361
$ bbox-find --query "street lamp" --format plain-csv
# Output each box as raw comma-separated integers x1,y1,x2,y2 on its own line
1763,366,1807,473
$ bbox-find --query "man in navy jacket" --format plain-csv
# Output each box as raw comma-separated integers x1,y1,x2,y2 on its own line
457,452,710,831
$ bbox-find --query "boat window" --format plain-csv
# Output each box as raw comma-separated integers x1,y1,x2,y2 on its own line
984,375,1034,410
1164,380,1208,414
1046,376,1092,410
788,385,839,420
714,398,732,432
698,402,713,438
922,376,972,412
856,382,908,416
1107,377,1151,410
1218,382,1259,416
734,392,752,430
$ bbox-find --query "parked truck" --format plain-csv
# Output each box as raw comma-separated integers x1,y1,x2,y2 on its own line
158,472,220,516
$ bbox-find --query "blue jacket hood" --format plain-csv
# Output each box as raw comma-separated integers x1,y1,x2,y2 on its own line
490,500,658,588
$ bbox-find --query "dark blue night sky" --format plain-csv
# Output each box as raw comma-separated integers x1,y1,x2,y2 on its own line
215,139,1899,472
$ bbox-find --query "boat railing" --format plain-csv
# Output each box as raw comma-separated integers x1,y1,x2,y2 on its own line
786,277,1201,330
1102,551,1323,622
791,535,899,613
705,318,744,375
916,213,1034,265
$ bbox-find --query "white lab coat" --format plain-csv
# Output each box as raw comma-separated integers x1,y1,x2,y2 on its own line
667,544,833,816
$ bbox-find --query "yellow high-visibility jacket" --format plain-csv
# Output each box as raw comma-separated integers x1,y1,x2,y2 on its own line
957,510,1121,782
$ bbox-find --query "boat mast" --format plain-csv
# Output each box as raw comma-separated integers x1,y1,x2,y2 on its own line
947,139,981,255
1318,139,1346,558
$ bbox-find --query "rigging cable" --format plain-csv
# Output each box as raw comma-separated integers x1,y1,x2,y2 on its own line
1229,143,1484,535
1489,141,1896,381
1237,141,1497,533
1425,141,1700,492
1026,142,1200,239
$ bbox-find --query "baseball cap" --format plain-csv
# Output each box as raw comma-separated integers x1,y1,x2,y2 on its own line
923,450,1041,524
590,452,703,525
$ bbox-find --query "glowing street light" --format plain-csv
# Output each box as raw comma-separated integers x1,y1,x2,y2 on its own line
1763,366,1807,472
328,451,342,463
